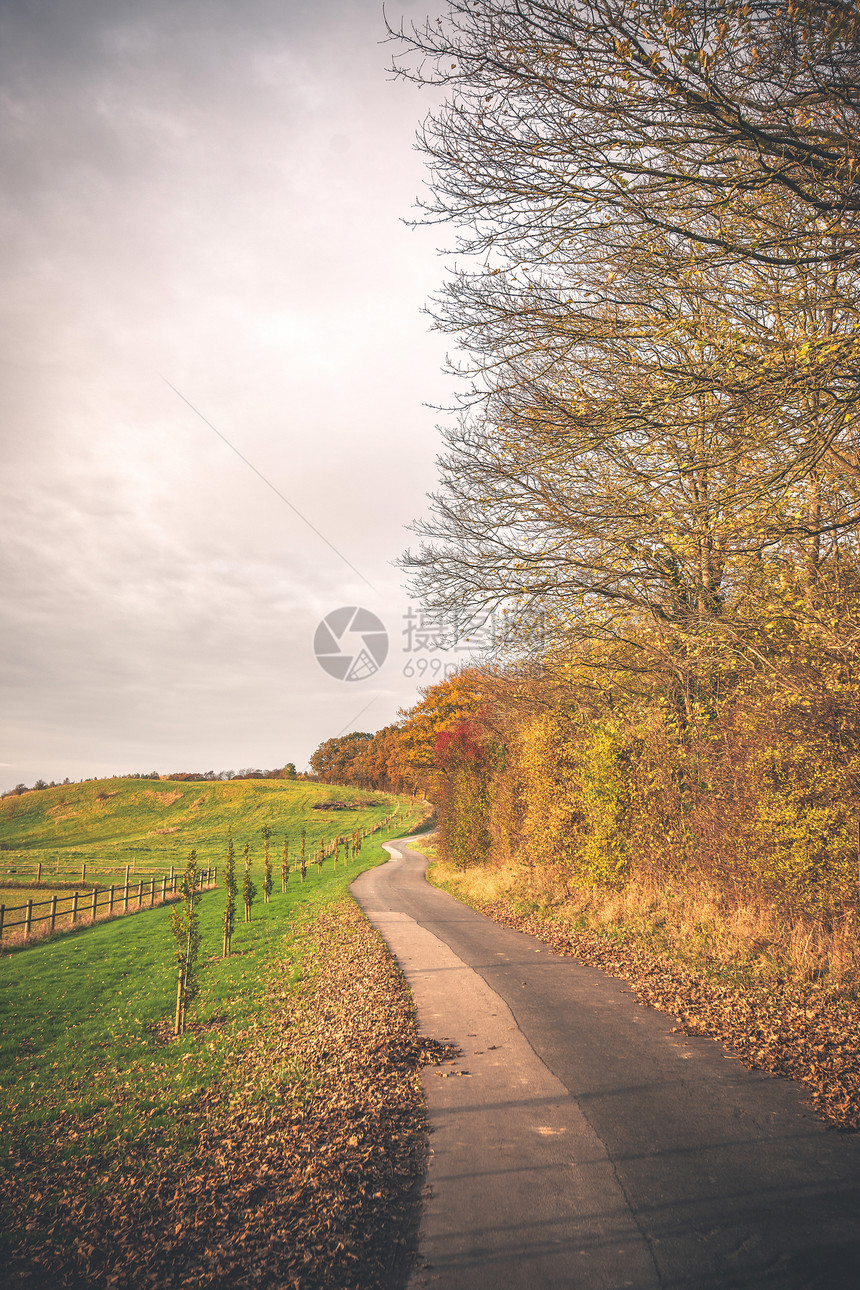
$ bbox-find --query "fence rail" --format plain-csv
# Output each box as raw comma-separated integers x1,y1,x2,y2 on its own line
0,803,413,948
0,868,217,944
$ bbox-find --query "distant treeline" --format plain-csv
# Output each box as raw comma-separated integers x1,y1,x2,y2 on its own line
311,659,860,928
1,764,302,799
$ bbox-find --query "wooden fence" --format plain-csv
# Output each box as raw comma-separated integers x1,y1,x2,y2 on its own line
0,802,414,948
0,868,217,945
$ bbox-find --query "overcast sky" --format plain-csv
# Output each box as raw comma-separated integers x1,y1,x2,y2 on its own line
0,0,469,791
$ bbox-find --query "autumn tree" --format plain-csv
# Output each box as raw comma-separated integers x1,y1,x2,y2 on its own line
309,732,374,784
242,842,257,922
434,723,495,868
397,672,486,784
405,247,860,673
391,2,860,270
171,849,203,1035
222,836,237,957
262,824,273,904
394,1,860,687
349,725,409,792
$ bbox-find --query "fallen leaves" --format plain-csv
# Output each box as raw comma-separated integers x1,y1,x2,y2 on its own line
1,902,429,1288
475,899,860,1132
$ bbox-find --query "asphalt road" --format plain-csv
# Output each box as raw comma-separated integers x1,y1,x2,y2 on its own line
351,839,860,1290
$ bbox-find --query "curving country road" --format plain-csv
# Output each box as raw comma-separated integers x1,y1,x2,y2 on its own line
351,838,860,1290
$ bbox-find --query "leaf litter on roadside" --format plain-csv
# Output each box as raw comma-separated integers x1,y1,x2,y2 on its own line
1,902,436,1289
474,898,860,1132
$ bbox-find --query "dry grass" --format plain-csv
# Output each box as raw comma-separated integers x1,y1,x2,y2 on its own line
430,856,860,995
424,852,860,1130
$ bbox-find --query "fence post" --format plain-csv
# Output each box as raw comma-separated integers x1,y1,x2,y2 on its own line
0,904,4,942
36,862,41,883
72,891,78,925
81,863,86,884
109,884,115,914
50,894,57,933
91,887,98,921
138,880,143,908
25,899,33,938
150,877,155,907
124,866,130,912
161,875,167,903
213,864,217,887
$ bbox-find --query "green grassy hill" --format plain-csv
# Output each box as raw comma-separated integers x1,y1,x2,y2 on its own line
0,777,396,885
0,776,427,1284
0,802,426,1234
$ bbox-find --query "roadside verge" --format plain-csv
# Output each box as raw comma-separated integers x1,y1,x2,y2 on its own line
424,852,860,1132
2,897,428,1289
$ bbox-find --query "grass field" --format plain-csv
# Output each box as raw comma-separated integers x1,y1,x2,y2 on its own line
0,884,85,942
2,820,433,1289
0,884,79,907
0,788,423,1180
0,776,394,886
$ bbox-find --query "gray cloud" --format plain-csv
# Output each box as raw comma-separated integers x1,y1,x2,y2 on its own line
0,0,454,790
